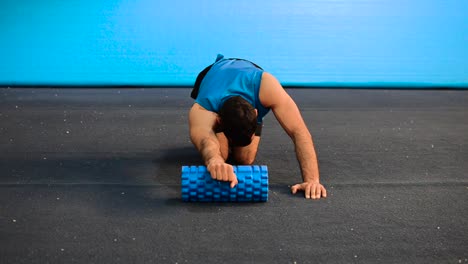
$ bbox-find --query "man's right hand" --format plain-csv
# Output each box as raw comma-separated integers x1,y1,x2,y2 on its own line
207,158,238,188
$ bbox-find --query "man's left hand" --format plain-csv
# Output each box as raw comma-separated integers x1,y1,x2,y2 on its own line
291,182,327,199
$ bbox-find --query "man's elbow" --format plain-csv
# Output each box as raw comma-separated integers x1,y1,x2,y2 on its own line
290,127,312,142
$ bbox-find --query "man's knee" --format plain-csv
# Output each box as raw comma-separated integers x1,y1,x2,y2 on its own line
235,157,255,165
233,151,257,165
216,133,229,161
232,136,260,165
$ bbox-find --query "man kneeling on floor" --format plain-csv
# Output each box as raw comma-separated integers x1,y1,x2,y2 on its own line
188,54,326,200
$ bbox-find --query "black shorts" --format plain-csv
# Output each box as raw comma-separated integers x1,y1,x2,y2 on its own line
255,123,263,137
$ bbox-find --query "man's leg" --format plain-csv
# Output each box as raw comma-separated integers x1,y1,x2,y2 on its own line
216,132,229,161
232,136,261,165
232,122,263,165
216,132,261,165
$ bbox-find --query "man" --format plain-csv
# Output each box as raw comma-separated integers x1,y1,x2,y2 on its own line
189,54,326,200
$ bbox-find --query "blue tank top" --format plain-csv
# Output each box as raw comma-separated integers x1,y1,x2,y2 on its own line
195,54,270,124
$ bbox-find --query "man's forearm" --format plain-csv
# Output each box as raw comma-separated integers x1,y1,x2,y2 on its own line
292,131,320,183
198,136,224,165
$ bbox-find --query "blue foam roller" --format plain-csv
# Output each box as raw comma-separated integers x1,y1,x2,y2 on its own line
181,165,268,202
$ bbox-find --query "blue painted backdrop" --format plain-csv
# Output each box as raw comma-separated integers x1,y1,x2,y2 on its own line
1,0,467,87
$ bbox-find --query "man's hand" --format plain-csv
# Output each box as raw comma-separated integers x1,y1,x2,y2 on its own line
207,158,238,188
291,182,327,199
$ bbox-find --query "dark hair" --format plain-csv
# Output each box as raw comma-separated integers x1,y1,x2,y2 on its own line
218,96,257,147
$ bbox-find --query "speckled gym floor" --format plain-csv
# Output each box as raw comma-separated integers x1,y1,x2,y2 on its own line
1,88,467,263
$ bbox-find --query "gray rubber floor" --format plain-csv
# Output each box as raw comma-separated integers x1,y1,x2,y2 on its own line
1,88,467,264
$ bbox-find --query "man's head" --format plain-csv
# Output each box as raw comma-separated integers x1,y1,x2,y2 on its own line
218,96,257,147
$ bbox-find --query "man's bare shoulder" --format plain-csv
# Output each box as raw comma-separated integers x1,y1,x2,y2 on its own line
191,102,206,110
189,103,218,128
259,72,289,109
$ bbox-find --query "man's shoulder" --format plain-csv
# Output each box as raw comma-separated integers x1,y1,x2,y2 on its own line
192,103,213,112
189,103,219,134
259,72,285,108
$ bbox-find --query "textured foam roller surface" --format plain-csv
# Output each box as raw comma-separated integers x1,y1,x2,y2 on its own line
181,165,268,202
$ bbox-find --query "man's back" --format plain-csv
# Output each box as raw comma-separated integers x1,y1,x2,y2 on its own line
194,56,268,123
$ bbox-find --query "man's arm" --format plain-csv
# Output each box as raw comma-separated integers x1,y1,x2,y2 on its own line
259,73,327,199
189,103,238,188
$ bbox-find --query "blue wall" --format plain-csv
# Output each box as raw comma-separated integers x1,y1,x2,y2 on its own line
1,0,467,87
